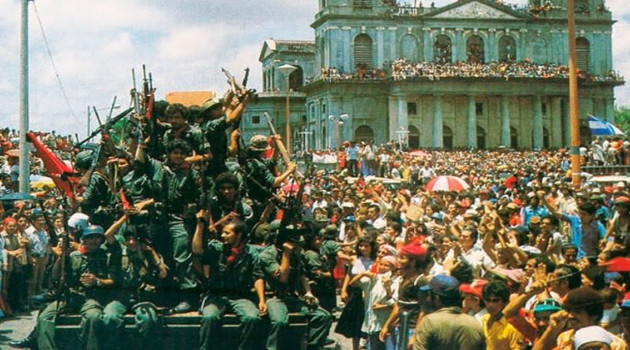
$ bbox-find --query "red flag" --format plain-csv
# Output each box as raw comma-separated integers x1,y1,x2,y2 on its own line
26,132,78,199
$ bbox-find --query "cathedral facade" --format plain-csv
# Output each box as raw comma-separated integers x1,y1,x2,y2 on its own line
242,0,623,150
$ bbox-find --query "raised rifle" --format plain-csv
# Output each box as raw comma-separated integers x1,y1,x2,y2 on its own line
264,112,303,179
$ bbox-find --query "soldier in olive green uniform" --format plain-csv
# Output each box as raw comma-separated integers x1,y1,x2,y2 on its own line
136,139,199,312
101,212,168,350
258,231,333,350
208,172,254,236
199,98,231,179
302,228,349,313
162,103,205,157
242,135,296,218
75,150,114,229
36,225,120,350
192,218,265,350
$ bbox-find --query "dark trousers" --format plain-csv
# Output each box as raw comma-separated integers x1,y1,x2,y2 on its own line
199,295,260,350
266,297,332,350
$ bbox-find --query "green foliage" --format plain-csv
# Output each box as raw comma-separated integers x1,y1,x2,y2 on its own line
615,106,630,135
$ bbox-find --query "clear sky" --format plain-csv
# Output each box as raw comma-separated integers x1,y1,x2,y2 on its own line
0,0,627,138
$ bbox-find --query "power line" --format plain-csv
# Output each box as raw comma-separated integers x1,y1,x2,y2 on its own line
32,0,81,125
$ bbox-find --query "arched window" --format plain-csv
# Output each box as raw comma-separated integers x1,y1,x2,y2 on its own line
401,35,420,62
576,38,590,71
355,125,375,143
322,125,327,149
434,35,452,64
354,34,373,70
498,36,516,62
289,66,303,90
443,126,453,149
467,35,485,63
408,125,420,149
477,126,486,149
510,127,518,149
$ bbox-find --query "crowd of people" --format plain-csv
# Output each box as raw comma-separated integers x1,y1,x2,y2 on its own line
2,90,630,350
391,58,624,83
310,59,624,85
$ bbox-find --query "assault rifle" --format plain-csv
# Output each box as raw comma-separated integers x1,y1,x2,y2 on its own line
264,112,303,179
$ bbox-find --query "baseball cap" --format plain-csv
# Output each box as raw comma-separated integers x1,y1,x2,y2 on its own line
459,279,488,298
420,275,460,297
533,298,562,315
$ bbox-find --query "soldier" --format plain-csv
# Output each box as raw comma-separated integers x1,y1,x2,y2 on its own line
74,150,114,228
208,172,254,236
137,139,199,313
258,226,333,350
242,134,296,218
100,210,168,350
192,216,265,350
35,225,120,350
302,226,351,313
162,103,205,157
198,98,231,178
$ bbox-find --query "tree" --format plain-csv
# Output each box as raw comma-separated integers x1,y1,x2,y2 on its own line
615,106,630,135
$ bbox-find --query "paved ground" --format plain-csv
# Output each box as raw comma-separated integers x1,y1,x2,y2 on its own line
0,309,352,349
0,310,37,346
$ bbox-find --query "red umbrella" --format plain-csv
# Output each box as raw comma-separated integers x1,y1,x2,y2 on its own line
425,175,470,192
602,257,630,272
407,150,430,158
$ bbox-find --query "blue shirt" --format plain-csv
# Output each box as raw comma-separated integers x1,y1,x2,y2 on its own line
522,206,549,226
346,146,359,160
562,213,607,259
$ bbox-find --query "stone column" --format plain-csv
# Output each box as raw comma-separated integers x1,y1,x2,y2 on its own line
398,95,408,135
433,95,443,148
423,28,433,62
518,29,528,61
455,28,464,62
532,95,544,150
501,95,510,147
377,27,385,68
389,27,397,64
343,27,352,72
467,95,477,149
487,29,497,62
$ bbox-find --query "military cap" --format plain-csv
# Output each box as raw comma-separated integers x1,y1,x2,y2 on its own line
74,150,94,170
200,98,222,113
249,135,271,152
81,225,105,241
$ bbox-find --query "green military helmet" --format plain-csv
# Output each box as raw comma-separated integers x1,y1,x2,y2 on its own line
248,135,271,152
75,150,95,170
200,98,223,114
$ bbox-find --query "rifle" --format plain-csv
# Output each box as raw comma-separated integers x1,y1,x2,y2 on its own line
264,112,303,179
55,206,72,315
37,198,60,247
277,164,313,246
76,107,134,148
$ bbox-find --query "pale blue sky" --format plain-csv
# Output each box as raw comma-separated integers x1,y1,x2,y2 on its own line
0,0,627,137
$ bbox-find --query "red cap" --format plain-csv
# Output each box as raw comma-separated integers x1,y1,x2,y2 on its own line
400,243,427,261
459,279,488,298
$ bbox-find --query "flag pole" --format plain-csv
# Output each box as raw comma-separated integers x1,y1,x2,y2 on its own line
568,0,582,188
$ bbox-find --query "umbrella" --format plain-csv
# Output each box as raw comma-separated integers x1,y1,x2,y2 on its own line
0,192,35,201
30,175,55,191
407,150,430,158
425,175,470,192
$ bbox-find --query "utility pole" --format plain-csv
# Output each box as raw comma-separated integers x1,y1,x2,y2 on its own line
568,0,582,188
18,0,29,193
